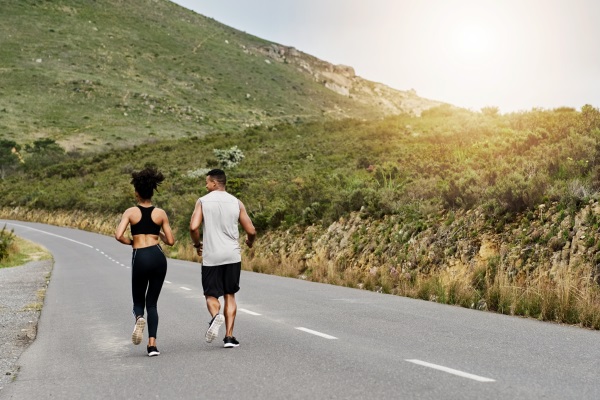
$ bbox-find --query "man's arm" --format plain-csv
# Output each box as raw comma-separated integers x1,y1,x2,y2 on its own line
238,200,256,248
189,199,204,252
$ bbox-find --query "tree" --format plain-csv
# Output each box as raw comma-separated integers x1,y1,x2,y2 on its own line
580,104,600,132
481,106,499,117
0,139,22,179
23,138,65,170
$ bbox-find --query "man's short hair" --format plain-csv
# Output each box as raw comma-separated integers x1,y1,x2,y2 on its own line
207,169,226,186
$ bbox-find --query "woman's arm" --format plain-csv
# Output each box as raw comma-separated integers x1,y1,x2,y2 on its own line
115,209,134,246
158,209,175,246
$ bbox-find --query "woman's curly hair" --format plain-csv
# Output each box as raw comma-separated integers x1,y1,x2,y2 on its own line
131,167,164,200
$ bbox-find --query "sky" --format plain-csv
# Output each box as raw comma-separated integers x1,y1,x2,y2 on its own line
171,0,600,113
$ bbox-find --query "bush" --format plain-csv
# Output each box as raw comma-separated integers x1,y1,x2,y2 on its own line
0,225,15,261
213,145,245,168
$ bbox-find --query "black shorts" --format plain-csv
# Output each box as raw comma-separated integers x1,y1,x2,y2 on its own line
201,262,241,298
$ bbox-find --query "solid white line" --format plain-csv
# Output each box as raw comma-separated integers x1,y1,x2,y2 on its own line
238,308,261,316
5,223,94,248
180,287,192,291
405,359,495,382
295,327,337,339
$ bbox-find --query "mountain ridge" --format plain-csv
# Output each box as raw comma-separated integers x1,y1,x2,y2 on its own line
254,42,443,116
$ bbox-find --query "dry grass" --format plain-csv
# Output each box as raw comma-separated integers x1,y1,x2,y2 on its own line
241,247,600,329
0,207,120,236
0,234,51,269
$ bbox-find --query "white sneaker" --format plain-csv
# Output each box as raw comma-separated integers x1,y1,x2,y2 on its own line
205,314,224,343
132,317,146,345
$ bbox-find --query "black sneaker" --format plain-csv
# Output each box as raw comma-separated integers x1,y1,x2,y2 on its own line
131,317,146,345
147,346,160,357
205,314,224,343
223,336,240,348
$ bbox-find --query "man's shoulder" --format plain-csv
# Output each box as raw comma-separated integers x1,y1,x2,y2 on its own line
200,190,239,202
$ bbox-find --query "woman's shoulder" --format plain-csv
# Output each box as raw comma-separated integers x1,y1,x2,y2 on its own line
123,206,139,214
151,207,168,217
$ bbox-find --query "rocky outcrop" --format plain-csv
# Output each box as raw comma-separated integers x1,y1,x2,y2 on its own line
254,43,443,116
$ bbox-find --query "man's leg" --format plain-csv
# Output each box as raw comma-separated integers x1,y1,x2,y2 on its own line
204,295,224,343
205,295,221,317
224,294,237,337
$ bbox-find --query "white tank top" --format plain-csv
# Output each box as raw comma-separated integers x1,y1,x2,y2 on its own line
199,190,241,266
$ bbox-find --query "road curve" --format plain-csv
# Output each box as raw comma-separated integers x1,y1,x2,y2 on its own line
2,220,600,399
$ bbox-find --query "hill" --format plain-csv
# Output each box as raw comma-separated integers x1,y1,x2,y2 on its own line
3,0,600,330
4,104,600,328
0,0,441,152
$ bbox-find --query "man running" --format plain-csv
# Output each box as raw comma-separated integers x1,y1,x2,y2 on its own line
189,169,256,348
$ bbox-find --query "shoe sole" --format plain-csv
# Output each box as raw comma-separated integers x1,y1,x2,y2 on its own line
132,318,146,345
205,314,224,343
148,351,160,357
223,343,240,348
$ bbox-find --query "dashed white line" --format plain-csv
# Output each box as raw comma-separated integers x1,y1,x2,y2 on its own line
164,280,172,284
405,359,495,382
180,287,192,291
295,327,337,339
238,308,261,316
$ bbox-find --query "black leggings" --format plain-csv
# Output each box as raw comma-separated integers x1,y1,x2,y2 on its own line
131,245,167,338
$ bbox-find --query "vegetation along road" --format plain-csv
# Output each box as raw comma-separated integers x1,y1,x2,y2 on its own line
1,220,599,399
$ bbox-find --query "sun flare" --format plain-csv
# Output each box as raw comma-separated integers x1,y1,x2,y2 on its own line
454,24,489,58
425,3,515,103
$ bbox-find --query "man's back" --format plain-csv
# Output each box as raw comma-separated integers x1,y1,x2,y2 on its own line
200,190,241,266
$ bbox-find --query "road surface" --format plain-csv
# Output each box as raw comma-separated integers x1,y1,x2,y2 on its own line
1,220,599,399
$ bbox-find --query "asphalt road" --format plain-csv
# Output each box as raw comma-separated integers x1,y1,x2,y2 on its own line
1,220,600,399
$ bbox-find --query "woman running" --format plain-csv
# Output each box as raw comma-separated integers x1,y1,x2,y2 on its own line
115,167,175,357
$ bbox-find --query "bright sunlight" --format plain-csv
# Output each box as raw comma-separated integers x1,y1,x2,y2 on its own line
453,24,491,60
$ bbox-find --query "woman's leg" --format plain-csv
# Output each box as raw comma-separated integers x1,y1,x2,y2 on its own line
145,247,167,345
131,249,147,319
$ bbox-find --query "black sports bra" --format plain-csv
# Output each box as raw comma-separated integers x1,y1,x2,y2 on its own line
130,206,161,236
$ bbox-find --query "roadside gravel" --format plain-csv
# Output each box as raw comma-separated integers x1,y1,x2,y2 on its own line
0,260,53,392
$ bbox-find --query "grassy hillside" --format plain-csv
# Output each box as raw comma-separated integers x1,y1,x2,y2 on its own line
3,105,600,233
0,0,410,152
2,103,600,326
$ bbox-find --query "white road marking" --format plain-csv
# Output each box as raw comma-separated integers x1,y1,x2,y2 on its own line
238,308,261,316
165,280,172,284
5,223,94,248
405,359,495,382
180,287,192,291
295,327,337,339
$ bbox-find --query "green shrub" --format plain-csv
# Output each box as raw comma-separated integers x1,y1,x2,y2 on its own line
0,225,15,261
